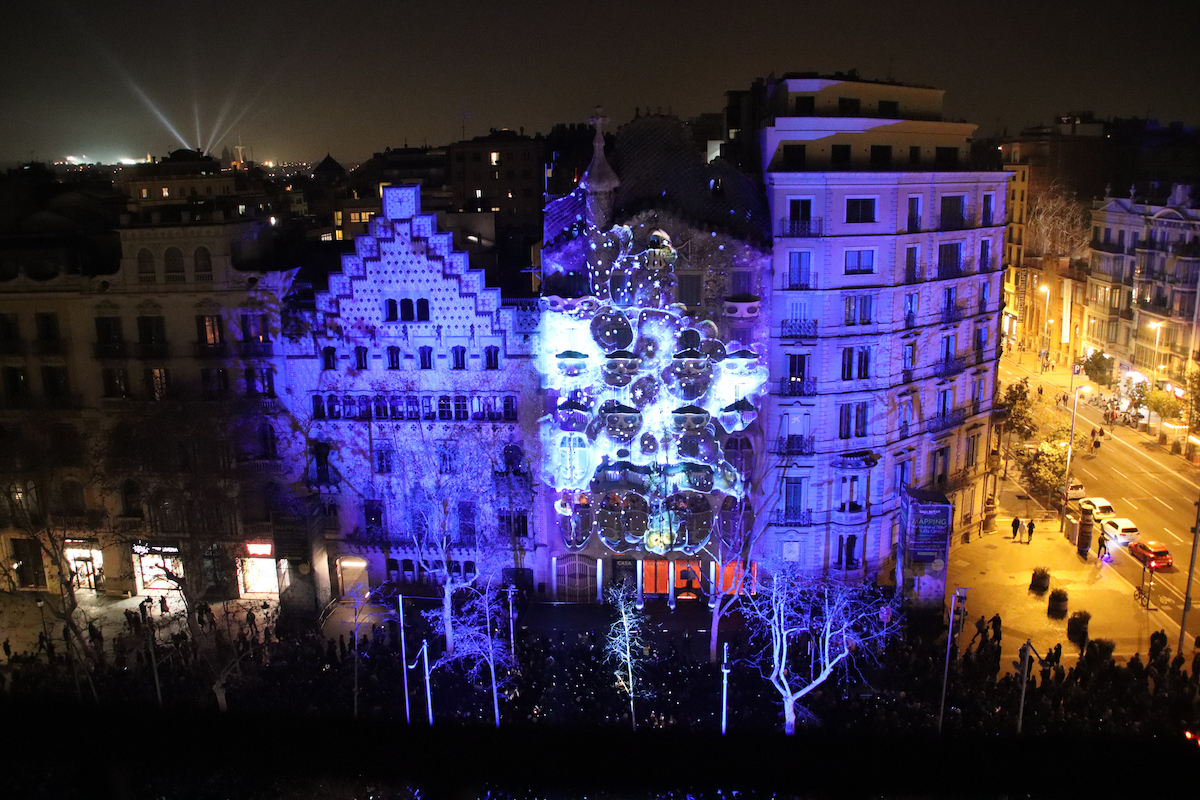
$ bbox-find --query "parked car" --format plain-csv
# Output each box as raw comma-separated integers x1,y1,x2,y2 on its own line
1100,517,1139,544
1080,497,1116,521
1129,540,1173,569
1060,481,1086,501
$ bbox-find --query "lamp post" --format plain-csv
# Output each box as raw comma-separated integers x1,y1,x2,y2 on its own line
1150,322,1162,390
1040,285,1051,369
938,587,970,735
1059,386,1091,530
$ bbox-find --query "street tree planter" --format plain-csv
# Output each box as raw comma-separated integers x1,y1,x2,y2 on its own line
1048,588,1068,618
1030,567,1051,593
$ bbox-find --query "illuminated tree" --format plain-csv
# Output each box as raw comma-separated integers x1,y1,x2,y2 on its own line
425,563,515,728
743,563,900,735
1145,389,1182,436
605,581,647,730
1027,182,1090,258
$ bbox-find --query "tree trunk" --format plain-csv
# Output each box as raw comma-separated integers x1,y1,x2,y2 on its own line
441,586,455,655
213,681,227,712
488,656,500,729
709,595,723,663
783,697,796,735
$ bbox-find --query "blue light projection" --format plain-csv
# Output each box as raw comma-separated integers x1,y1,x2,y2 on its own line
539,226,768,556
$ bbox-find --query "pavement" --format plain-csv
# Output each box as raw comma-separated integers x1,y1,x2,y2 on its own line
947,352,1198,673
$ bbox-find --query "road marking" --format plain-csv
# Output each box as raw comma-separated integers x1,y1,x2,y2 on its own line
1160,528,1184,545
1124,500,1139,510
1080,466,1097,479
1112,468,1133,482
1154,495,1173,510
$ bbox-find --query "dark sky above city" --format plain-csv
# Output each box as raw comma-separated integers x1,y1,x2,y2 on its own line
3,0,1198,167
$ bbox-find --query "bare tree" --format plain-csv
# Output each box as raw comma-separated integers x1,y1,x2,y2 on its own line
1027,182,1091,258
424,563,515,728
743,562,901,735
605,581,647,730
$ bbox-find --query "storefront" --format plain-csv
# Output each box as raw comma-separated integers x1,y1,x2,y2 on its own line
337,555,369,597
237,542,280,596
64,539,104,592
132,542,182,594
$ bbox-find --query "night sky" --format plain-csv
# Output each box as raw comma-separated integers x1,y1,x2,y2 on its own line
3,0,1198,167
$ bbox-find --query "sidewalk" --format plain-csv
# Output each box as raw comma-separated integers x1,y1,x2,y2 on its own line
948,469,1187,673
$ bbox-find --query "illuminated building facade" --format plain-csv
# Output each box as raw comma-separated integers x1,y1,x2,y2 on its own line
538,114,772,605
753,75,1009,600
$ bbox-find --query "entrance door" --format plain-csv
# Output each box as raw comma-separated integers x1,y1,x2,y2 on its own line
556,554,596,603
72,557,96,591
339,558,368,598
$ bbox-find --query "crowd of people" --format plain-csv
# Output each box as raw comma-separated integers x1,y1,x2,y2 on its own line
2,598,1199,740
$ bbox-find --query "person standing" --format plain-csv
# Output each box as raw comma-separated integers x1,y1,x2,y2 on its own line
1018,517,1028,542
1011,517,1021,540
1027,519,1036,543
1097,530,1109,560
970,615,988,646
989,614,1002,643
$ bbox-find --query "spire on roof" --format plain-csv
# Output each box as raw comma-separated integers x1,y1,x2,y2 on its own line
580,106,619,193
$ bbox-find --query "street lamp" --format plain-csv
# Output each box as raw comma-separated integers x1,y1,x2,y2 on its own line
1150,322,1163,389
1040,285,1051,369
1060,385,1092,530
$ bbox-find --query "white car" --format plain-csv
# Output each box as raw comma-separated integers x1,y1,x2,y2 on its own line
1080,497,1116,521
1060,481,1086,501
1100,517,1139,545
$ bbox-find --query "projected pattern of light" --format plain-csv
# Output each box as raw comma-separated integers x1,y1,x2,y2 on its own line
540,227,768,556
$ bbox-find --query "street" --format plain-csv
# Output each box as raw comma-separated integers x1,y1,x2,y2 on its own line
999,356,1200,642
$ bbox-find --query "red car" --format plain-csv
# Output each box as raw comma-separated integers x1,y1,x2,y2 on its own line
1129,540,1173,569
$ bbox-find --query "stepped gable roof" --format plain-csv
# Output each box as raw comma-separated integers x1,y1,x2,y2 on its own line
611,115,771,243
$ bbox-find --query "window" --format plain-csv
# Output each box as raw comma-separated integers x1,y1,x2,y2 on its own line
781,144,805,169
101,368,129,398
400,299,415,321
845,250,874,274
980,239,992,270
904,292,919,317
11,537,46,588
966,433,980,467
484,346,499,370
322,347,336,370
313,443,332,484
0,313,18,346
838,402,868,438
786,251,812,289
784,476,808,516
144,367,171,401
312,395,326,419
454,395,468,420
451,346,466,370
416,299,430,321
137,315,166,345
908,146,921,165
387,346,400,370
878,99,899,116
241,314,270,343
40,366,69,399
793,95,815,115
837,97,860,115
981,194,994,226
678,273,702,306
196,315,223,345
385,299,398,321
438,445,456,474
95,316,123,344
938,242,963,275
365,500,384,533
831,144,851,166
787,353,809,381
503,396,517,420
438,395,452,420
354,346,368,370
34,312,60,343
499,512,529,540
161,187,170,198
855,402,868,437
902,343,915,371
161,247,184,282
840,347,870,380
844,295,872,324
375,447,393,474
869,145,892,168
838,475,862,512
245,367,273,396
121,480,143,518
907,196,921,232
200,368,228,398
419,346,433,370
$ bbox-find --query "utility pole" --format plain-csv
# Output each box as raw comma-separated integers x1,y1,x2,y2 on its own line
1179,499,1200,656
720,642,730,735
938,587,969,734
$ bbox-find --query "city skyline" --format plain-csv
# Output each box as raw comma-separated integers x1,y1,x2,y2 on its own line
3,0,1200,167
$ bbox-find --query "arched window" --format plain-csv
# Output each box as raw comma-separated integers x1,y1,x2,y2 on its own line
451,346,466,370
354,346,368,370
193,247,212,280
120,480,143,518
164,247,185,281
322,347,336,370
60,480,86,516
416,299,430,321
137,249,155,282
312,394,326,419
438,395,452,420
400,299,415,321
387,346,400,370
385,299,398,321
484,346,499,370
419,346,433,369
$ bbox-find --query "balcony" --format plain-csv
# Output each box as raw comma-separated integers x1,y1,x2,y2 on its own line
778,218,823,238
780,318,817,338
1091,239,1125,254
234,340,274,358
43,393,83,410
137,341,170,359
941,305,966,324
91,340,127,359
194,341,230,358
770,508,814,527
936,355,968,377
777,376,818,396
1119,307,1134,320
771,435,816,456
898,420,911,439
832,504,869,526
240,396,281,415
929,407,967,433
905,265,922,284
32,339,65,356
936,207,975,231
237,456,283,473
782,275,818,290
937,262,964,280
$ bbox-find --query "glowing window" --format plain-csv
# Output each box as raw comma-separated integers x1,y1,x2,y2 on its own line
454,395,468,420
503,396,517,420
161,187,170,198
490,152,500,166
